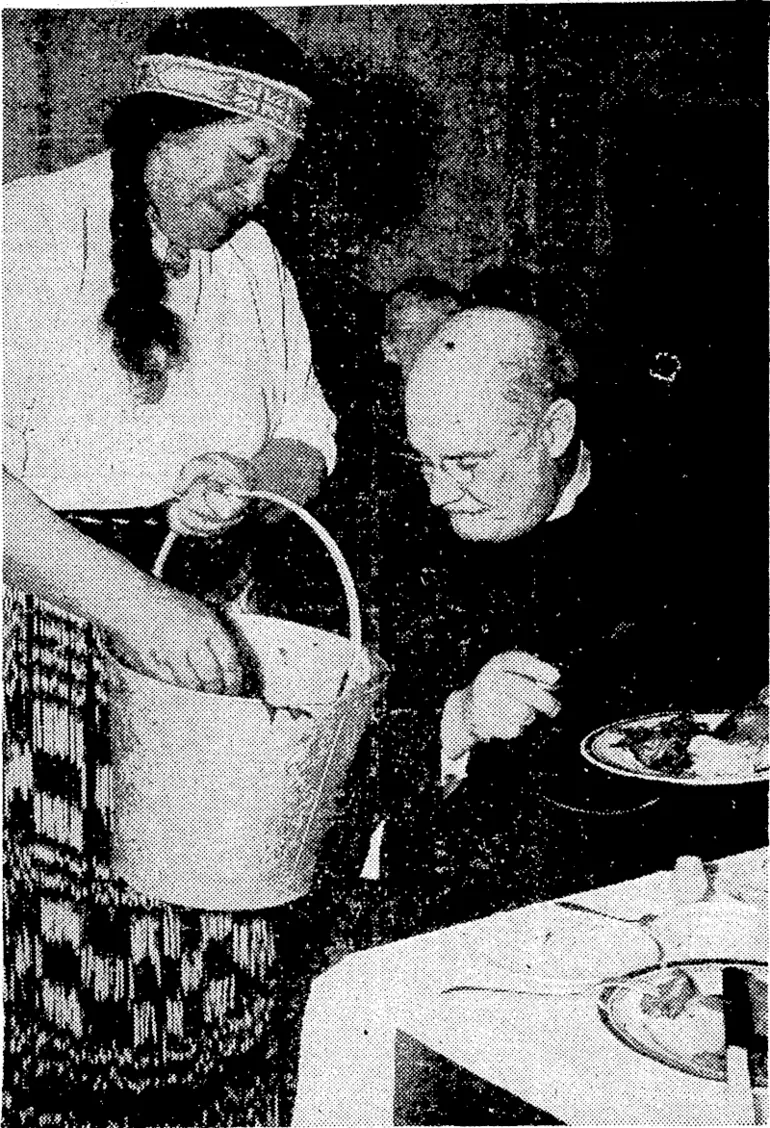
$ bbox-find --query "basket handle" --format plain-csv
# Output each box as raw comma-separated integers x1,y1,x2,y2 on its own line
152,490,364,658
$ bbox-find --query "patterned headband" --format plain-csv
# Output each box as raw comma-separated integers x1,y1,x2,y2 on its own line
135,53,311,140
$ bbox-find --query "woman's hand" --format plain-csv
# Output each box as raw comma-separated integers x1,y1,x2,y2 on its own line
108,575,243,694
3,470,242,693
169,441,326,535
169,453,252,537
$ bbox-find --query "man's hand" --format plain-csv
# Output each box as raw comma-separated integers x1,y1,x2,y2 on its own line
169,453,253,537
441,651,561,790
248,438,326,522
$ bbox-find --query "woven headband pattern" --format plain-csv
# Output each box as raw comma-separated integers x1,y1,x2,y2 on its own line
135,53,310,139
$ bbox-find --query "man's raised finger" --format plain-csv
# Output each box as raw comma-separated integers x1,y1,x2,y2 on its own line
494,675,561,718
492,651,560,686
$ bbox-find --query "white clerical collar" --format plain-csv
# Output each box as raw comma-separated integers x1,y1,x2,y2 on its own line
547,441,591,523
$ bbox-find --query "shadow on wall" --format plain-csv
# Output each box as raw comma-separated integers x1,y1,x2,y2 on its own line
235,58,444,639
264,56,443,409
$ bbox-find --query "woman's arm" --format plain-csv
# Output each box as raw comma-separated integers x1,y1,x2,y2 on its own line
3,468,242,693
270,257,337,474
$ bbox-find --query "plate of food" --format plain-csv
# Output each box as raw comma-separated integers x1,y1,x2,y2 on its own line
598,961,768,1086
582,707,769,785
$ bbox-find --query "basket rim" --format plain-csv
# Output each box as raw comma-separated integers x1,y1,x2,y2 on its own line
104,641,388,703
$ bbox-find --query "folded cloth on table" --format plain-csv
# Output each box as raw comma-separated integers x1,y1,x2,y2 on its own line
440,903,662,995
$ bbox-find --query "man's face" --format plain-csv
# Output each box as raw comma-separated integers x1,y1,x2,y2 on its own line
406,368,561,542
382,300,457,373
145,117,296,250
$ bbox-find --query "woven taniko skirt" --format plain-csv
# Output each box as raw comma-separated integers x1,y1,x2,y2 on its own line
3,583,298,1128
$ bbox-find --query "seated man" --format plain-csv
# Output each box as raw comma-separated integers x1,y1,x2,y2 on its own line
376,306,767,937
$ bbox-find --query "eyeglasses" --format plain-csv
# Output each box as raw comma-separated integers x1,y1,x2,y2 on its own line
408,417,543,488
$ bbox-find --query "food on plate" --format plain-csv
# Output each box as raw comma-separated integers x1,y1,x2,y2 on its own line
615,713,708,775
628,966,768,1082
640,967,698,1019
699,703,770,773
606,708,769,778
687,733,768,776
712,705,768,744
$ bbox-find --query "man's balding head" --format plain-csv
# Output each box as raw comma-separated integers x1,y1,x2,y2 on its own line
406,306,577,419
405,308,579,541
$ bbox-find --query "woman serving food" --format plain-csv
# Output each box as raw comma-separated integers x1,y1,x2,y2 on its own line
4,12,334,690
4,12,336,1125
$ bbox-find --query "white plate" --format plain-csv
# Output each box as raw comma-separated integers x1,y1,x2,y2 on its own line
582,712,769,786
599,960,768,1086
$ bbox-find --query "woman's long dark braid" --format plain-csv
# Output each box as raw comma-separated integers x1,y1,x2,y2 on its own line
102,142,185,384
101,96,231,388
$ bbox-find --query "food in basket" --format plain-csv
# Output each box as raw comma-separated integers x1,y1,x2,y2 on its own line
607,707,768,779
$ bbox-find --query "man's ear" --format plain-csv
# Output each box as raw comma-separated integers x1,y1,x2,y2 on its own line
542,398,577,459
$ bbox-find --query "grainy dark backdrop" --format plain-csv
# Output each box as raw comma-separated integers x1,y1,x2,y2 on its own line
5,4,766,326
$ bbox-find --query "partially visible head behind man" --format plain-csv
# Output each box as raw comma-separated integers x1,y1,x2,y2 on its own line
102,11,313,385
382,276,462,373
405,307,579,542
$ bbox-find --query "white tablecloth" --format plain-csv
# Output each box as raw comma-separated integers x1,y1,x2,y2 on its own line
292,850,767,1126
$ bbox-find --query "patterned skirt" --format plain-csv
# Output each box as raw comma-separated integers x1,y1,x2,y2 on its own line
3,512,310,1128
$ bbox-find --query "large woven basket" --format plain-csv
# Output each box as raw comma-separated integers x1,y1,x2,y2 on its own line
107,492,386,911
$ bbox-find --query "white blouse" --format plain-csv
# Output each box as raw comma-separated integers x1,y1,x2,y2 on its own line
3,152,336,510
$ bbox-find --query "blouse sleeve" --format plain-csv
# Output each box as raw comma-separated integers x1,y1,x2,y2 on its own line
270,254,337,473
230,223,337,473
2,178,51,477
3,171,82,479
